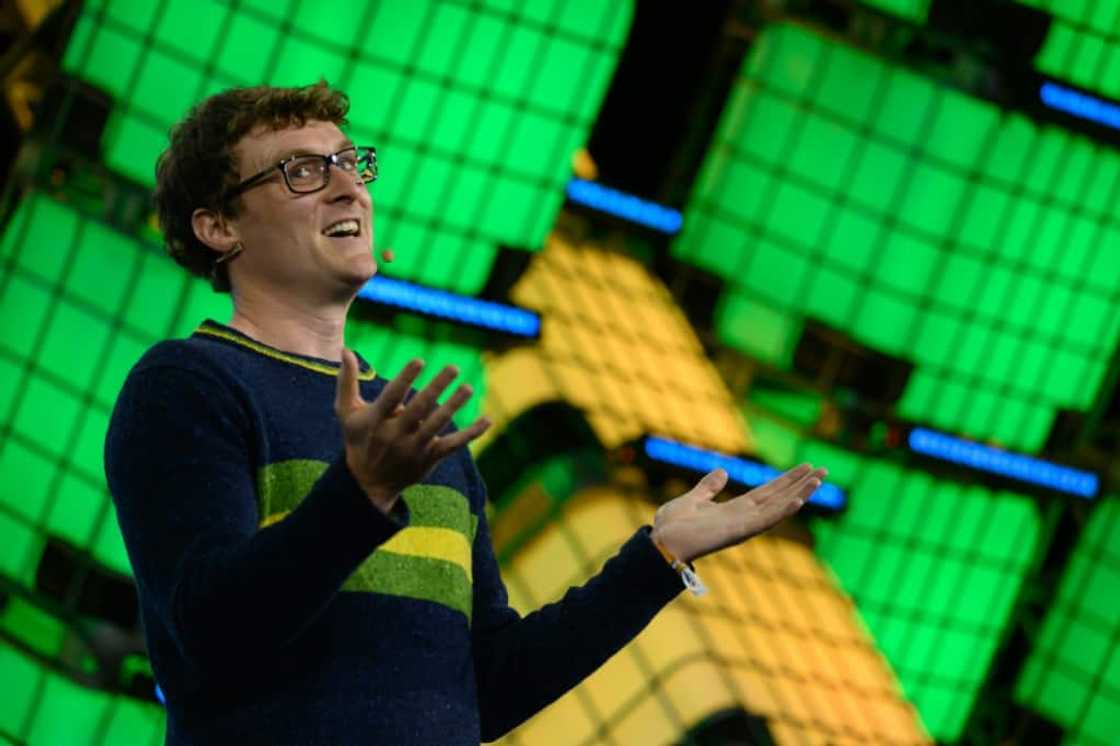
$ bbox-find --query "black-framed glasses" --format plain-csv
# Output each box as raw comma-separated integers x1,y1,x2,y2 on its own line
225,145,378,200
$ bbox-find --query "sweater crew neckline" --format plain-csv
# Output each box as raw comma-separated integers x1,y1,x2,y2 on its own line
194,319,377,381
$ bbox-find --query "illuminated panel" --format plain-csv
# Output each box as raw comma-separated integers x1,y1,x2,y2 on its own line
792,437,1042,741
909,427,1099,498
493,487,930,745
643,436,847,511
1015,498,1120,746
61,0,633,294
357,276,540,337
1023,0,1120,99
674,22,1120,452
481,233,752,454
565,179,683,233
0,641,163,744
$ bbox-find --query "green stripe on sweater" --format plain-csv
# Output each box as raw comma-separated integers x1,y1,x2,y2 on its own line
342,550,472,620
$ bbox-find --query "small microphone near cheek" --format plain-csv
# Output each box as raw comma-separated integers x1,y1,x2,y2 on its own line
380,249,395,263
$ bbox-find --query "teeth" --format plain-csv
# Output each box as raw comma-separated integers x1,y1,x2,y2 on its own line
323,219,360,237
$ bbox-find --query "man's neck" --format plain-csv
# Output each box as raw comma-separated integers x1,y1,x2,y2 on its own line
227,284,352,362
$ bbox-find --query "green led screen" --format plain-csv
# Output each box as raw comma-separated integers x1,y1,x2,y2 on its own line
675,22,1120,453
62,0,633,294
1015,497,1120,746
750,424,1043,742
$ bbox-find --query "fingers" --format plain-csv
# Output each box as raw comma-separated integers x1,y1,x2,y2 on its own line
396,365,460,431
414,383,474,442
367,359,425,421
334,348,364,417
689,468,729,502
430,416,491,456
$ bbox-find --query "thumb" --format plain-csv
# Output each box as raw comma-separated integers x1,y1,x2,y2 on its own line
689,468,729,503
335,348,364,416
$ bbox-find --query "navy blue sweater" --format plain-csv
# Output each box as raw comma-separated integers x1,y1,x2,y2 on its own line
105,320,683,744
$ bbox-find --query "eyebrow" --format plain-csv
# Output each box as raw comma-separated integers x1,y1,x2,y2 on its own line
270,140,356,164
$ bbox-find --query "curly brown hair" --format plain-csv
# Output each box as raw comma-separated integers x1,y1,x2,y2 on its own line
154,81,350,292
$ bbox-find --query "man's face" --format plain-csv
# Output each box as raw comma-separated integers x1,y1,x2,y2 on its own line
228,120,376,298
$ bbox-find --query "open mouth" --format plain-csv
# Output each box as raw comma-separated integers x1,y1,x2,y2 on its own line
322,219,361,238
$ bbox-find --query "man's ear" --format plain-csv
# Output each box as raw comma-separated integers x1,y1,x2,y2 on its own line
191,208,239,256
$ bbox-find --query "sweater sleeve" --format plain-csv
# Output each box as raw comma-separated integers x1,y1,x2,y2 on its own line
465,459,683,741
105,363,405,676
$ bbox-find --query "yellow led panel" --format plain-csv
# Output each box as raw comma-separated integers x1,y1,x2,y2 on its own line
481,233,753,454
494,487,931,746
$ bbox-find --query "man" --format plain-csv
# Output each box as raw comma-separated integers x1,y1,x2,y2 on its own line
105,81,826,744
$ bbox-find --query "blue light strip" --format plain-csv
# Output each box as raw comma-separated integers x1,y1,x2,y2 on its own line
1040,81,1120,132
908,427,1098,499
566,178,683,234
643,436,847,511
357,276,540,337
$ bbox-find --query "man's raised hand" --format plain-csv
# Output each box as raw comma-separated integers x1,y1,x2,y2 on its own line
335,349,490,514
650,463,827,564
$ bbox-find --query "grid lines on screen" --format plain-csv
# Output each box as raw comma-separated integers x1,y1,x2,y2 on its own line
673,22,1120,453
60,0,633,294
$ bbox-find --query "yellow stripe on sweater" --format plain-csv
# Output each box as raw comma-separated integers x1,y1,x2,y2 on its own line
258,514,472,581
196,325,376,381
380,526,473,581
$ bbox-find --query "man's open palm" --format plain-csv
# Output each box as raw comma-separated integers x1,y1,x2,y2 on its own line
651,464,827,563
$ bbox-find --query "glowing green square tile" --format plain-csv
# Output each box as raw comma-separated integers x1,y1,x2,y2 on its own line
716,159,771,226
68,223,137,315
427,88,479,154
873,67,935,146
102,699,163,746
863,543,904,604
744,241,808,309
852,288,917,354
123,251,185,339
26,674,108,745
737,90,799,167
765,180,831,249
1060,215,1100,281
12,377,84,457
362,1,429,66
453,12,508,88
154,0,229,63
1004,273,1045,330
492,26,546,99
0,355,21,422
531,36,594,115
291,0,362,48
960,388,999,437
104,113,168,186
45,474,105,548
1025,129,1069,196
992,396,1031,445
0,440,55,525
12,196,79,286
804,264,858,326
1088,227,1120,292
215,9,283,84
1015,341,1050,394
39,301,112,391
1053,140,1095,207
758,25,822,98
1044,349,1091,405
877,230,940,295
269,34,347,87
0,643,41,736
1035,283,1074,337
816,42,883,124
924,89,997,169
70,408,111,482
0,511,38,585
849,140,909,211
1083,690,1120,746
932,250,984,309
456,242,500,297
982,114,1035,182
822,209,879,272
1084,151,1120,217
897,163,967,236
898,369,938,421
136,53,206,125
92,515,132,576
1029,210,1068,272
951,326,990,376
716,292,800,366
959,183,1010,252
486,177,540,245
1036,21,1078,79
69,23,144,100
1069,289,1113,348
789,115,858,191
913,311,958,365
825,532,876,590
508,110,567,180
974,265,1015,322
1072,33,1108,85
464,99,517,164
